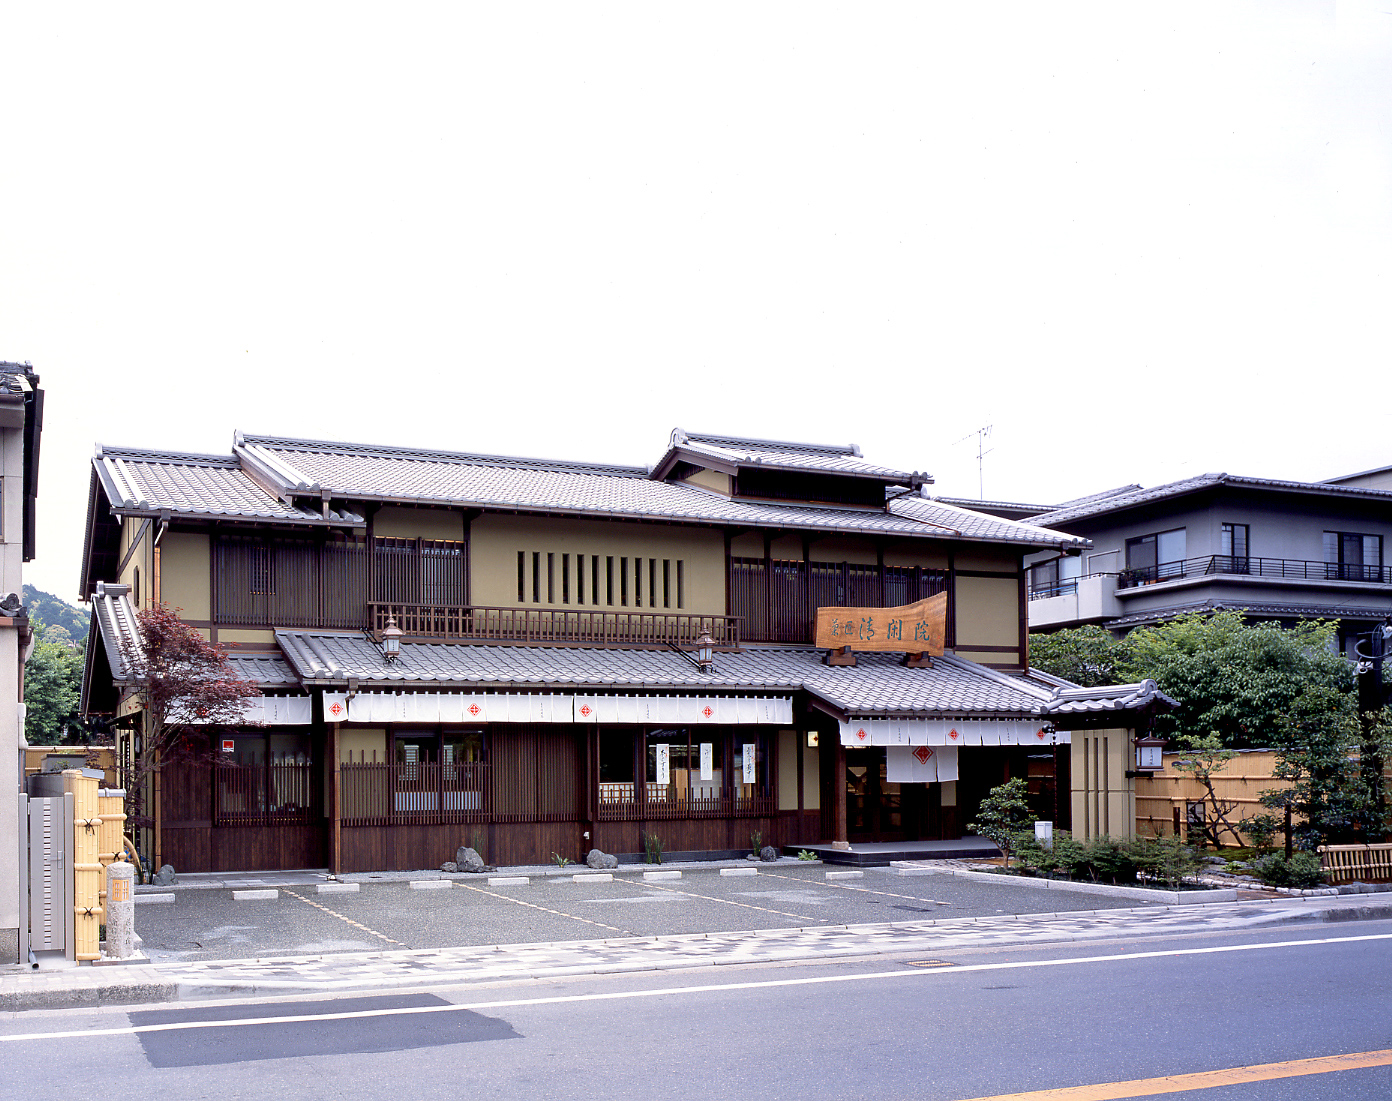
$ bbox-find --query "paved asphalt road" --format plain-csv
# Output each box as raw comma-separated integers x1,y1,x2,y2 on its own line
4,918,1391,1100
135,865,1150,961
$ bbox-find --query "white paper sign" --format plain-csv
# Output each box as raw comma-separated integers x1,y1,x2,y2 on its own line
655,743,670,786
700,742,713,782
742,744,757,784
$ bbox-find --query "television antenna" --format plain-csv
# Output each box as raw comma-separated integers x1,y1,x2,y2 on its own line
953,424,993,499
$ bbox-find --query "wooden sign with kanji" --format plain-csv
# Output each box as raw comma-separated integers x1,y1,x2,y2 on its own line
814,592,946,655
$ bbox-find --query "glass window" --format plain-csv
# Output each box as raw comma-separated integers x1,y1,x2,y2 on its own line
1221,523,1249,559
1325,531,1383,581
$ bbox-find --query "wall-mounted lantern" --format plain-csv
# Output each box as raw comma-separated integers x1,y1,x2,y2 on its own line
695,630,716,674
380,614,403,664
1134,735,1166,772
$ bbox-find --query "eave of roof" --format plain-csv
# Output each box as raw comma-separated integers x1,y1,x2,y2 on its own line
1029,473,1392,527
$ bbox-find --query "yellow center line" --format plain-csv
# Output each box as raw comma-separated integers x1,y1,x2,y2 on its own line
453,881,633,936
281,889,407,948
956,1048,1392,1100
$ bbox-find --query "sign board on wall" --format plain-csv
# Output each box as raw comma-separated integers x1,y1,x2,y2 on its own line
655,743,671,786
742,744,757,784
814,592,946,655
699,742,713,782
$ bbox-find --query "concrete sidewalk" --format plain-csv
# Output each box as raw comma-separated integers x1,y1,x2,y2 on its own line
7,893,1391,1013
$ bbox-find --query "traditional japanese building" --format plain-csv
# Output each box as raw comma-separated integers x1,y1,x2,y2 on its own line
80,428,1153,873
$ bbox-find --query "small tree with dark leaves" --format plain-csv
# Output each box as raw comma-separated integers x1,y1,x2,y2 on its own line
968,777,1034,868
120,604,261,839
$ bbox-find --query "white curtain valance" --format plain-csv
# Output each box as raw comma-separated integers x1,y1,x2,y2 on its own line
840,718,1068,747
885,744,960,783
321,691,794,726
184,696,313,726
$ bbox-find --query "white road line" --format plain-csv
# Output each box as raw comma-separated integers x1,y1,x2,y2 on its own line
5,931,1389,1044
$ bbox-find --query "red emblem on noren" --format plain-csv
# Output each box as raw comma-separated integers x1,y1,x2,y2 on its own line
469,705,481,716
702,706,714,718
948,729,959,740
329,702,343,717
1036,729,1046,739
912,745,933,765
579,705,592,718
856,728,868,740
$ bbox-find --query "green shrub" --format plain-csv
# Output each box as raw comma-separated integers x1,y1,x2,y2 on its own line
1132,834,1203,888
1250,851,1325,888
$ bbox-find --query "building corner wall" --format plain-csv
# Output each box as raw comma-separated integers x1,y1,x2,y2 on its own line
1069,727,1135,841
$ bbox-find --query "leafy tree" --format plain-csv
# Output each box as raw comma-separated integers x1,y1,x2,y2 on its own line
24,635,84,744
1258,685,1369,850
120,604,261,832
1029,625,1131,688
1125,613,1352,749
968,777,1033,867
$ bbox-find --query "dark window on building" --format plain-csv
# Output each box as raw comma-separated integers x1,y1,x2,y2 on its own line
1325,531,1383,582
1221,523,1250,573
1126,529,1186,581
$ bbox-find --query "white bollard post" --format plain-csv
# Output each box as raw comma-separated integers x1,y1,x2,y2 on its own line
106,860,136,958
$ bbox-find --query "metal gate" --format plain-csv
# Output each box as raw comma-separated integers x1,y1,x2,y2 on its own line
24,793,74,960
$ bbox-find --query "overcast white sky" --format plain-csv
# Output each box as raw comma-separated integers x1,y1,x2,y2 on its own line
3,2,1390,601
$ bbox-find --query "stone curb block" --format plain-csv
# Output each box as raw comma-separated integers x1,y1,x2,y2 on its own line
720,868,757,877
488,877,529,886
135,893,176,904
232,889,278,901
410,881,453,890
825,870,864,881
574,873,613,883
643,870,682,881
317,883,360,894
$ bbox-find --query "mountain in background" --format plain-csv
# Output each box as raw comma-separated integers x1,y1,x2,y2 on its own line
23,584,90,644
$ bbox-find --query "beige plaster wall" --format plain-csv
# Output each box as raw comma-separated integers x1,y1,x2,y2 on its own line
778,729,799,811
682,469,730,495
160,532,210,619
954,575,1020,650
219,629,277,646
1070,728,1135,840
340,728,388,763
374,506,466,541
802,742,820,810
470,514,726,614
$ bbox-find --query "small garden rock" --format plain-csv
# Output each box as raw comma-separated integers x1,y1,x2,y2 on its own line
759,846,778,862
440,861,458,873
154,864,176,886
587,848,618,870
456,846,487,873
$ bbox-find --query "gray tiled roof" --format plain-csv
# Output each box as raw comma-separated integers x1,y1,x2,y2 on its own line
1105,598,1392,631
1039,679,1178,716
93,445,364,526
229,434,1082,548
226,651,302,688
1030,473,1392,527
90,582,140,682
274,631,1063,717
660,429,915,481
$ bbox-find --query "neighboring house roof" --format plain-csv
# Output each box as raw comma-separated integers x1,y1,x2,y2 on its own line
926,496,1055,521
87,430,1084,550
225,651,302,688
92,445,365,527
650,429,921,484
1104,598,1392,632
274,631,1101,718
1027,473,1392,528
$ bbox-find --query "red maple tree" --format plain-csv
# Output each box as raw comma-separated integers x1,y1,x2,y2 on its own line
119,604,262,832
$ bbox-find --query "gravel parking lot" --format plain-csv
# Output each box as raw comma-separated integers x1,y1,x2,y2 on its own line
135,864,1148,963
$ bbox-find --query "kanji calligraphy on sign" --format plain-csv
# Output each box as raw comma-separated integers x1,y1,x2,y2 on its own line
814,592,946,655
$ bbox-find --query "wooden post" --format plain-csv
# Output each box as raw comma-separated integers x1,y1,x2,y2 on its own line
831,738,850,850
330,722,341,875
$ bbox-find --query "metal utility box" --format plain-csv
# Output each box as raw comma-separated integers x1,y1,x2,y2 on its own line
25,792,74,957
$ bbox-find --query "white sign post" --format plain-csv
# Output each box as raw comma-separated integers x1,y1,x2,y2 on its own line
742,744,757,784
699,743,713,782
655,743,670,786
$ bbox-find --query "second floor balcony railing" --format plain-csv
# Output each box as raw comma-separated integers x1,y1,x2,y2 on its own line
1116,555,1392,589
370,602,741,648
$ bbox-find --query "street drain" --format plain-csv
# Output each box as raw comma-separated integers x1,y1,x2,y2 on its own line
904,959,953,968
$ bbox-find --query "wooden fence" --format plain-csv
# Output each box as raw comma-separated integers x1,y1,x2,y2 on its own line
1320,844,1392,883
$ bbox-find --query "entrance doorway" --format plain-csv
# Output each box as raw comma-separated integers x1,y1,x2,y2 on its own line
844,747,955,842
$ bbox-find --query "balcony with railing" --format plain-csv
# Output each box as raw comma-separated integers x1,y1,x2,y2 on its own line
370,603,741,648
1116,555,1392,590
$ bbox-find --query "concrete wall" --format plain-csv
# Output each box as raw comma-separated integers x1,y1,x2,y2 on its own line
1070,728,1135,840
1,421,24,962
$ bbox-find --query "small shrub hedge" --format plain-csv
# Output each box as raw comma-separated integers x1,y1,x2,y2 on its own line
1248,851,1325,888
1011,831,1203,889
